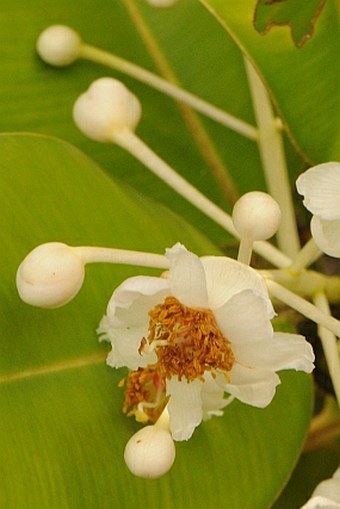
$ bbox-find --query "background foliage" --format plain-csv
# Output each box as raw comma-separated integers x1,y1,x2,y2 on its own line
0,0,339,507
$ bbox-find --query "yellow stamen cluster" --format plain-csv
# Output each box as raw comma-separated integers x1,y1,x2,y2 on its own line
122,365,167,423
148,296,234,381
122,295,235,423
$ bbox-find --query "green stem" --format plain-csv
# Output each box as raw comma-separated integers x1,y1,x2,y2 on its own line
244,59,301,258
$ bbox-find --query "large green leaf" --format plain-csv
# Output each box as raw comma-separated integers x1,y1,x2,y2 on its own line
0,134,312,508
0,0,304,248
201,0,340,163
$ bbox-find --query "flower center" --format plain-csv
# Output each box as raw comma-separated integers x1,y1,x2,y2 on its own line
121,365,168,423
122,296,235,423
146,296,235,381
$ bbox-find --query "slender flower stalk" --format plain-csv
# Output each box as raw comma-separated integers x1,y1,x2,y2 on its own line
263,268,340,304
313,292,340,405
288,238,323,274
72,77,291,269
265,278,340,338
113,128,290,268
74,246,169,269
79,44,258,140
244,58,301,258
36,25,257,140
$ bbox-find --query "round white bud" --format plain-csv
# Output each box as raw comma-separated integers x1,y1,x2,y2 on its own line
16,242,85,309
36,25,82,67
232,191,281,241
124,425,176,479
73,78,142,142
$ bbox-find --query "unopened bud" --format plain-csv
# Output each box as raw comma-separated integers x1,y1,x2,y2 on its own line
73,78,142,142
16,242,85,308
124,425,176,479
232,191,281,241
36,25,82,67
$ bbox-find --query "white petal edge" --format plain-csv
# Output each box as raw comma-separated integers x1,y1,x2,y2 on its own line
201,372,233,419
311,216,340,258
213,289,274,345
106,275,170,327
300,495,340,509
296,163,340,220
201,256,272,310
166,243,209,308
312,467,340,503
106,326,157,370
166,376,203,441
221,363,281,408
101,275,169,369
232,332,314,373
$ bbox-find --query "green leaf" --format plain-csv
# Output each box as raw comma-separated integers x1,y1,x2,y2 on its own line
254,0,327,48
201,0,340,163
0,0,304,249
0,134,313,508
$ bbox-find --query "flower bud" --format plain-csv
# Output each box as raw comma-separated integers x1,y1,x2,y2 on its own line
16,242,85,309
36,25,82,67
73,78,142,142
124,425,176,479
232,191,281,241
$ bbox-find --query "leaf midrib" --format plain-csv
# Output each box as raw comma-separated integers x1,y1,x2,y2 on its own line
0,351,107,385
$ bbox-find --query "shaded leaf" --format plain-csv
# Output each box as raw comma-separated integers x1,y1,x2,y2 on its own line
201,0,340,163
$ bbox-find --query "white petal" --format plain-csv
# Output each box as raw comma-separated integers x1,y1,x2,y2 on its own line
232,332,314,373
213,290,274,345
166,376,203,441
311,216,340,258
166,243,209,308
97,315,111,342
221,363,281,407
300,495,340,508
312,467,340,503
201,372,232,419
296,163,340,220
106,275,169,327
102,275,169,369
201,256,270,309
106,327,157,370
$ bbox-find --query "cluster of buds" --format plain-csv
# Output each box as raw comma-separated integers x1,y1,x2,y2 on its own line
15,23,340,484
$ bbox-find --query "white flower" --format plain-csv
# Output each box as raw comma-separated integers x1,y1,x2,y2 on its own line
98,243,314,441
296,162,340,257
300,466,340,508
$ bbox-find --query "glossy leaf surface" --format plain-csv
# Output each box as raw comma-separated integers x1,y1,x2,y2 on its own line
0,134,313,508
